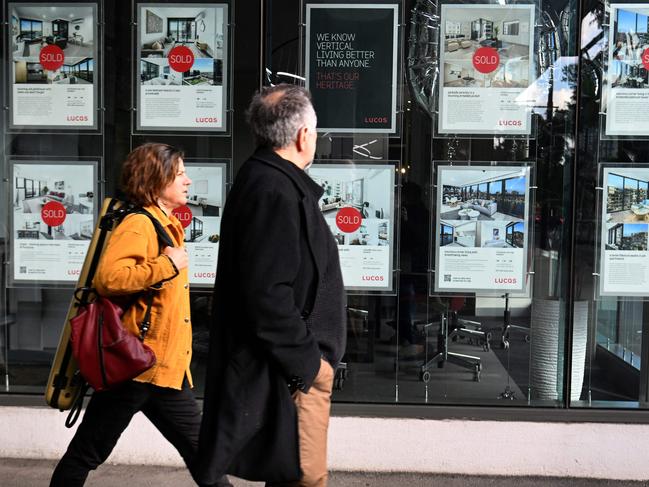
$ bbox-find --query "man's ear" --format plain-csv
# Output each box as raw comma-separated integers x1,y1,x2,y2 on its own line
296,126,309,152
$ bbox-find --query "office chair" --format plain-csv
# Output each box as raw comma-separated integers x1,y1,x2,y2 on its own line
418,298,489,383
500,293,529,349
447,296,491,352
419,311,482,383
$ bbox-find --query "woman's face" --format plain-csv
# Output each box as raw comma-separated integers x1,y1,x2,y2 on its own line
159,158,192,211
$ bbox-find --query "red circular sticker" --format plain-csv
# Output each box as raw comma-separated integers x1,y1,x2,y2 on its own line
168,46,194,72
39,45,65,71
472,47,499,74
172,205,193,228
642,48,649,70
335,207,363,233
41,201,66,227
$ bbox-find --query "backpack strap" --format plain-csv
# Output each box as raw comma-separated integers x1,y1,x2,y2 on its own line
129,207,177,340
132,207,175,249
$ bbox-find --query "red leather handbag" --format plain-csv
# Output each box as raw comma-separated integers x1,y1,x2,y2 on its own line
70,295,156,392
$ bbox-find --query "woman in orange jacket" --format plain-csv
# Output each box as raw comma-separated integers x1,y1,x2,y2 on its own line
50,143,231,487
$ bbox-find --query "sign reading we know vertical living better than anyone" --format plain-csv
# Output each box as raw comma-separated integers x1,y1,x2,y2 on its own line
306,3,398,133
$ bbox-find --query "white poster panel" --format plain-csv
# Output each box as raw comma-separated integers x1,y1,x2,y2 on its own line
11,160,97,285
308,163,395,291
605,4,649,136
172,162,226,286
9,3,98,129
599,167,649,296
438,4,535,135
136,3,228,132
435,165,530,293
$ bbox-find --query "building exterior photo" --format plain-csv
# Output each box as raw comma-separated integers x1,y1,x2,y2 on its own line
3,0,649,480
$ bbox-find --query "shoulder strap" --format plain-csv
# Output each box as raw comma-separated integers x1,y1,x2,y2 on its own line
131,207,175,249
128,207,177,340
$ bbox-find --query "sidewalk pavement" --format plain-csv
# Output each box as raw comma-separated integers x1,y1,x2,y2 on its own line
2,459,647,487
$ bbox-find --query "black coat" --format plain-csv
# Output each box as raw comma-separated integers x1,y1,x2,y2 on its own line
195,149,330,484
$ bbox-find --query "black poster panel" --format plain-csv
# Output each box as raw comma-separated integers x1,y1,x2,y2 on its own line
306,4,398,133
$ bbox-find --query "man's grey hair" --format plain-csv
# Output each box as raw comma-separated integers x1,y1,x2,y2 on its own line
246,84,316,149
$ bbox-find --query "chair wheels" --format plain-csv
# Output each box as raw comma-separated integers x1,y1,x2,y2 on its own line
473,364,481,382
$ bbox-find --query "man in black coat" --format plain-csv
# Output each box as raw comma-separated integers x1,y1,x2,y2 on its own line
195,85,346,487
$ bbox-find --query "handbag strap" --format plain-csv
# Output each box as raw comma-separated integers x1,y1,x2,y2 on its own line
139,291,155,340
131,206,175,341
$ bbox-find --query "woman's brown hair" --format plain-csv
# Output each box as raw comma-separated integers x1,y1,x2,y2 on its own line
121,143,184,207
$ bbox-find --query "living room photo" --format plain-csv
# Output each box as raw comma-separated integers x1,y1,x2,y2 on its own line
441,5,533,88
140,58,182,85
308,165,394,220
609,6,649,89
605,169,649,223
138,5,224,61
10,4,95,60
184,164,224,219
605,223,649,251
12,162,95,241
439,167,528,222
14,57,93,85
12,163,95,216
439,220,524,248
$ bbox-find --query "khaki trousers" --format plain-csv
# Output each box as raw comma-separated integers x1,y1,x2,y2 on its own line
269,358,334,487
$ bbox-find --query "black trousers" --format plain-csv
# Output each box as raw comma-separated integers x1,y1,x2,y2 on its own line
50,380,230,487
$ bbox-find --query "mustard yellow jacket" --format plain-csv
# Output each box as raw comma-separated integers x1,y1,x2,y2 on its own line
94,204,192,390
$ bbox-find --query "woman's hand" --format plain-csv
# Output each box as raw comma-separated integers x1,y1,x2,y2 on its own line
163,246,189,270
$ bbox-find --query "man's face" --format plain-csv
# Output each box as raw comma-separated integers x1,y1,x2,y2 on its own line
303,109,318,165
304,124,318,167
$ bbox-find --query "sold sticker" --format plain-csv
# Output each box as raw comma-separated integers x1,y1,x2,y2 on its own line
642,48,649,70
172,205,192,228
336,207,363,233
40,45,65,71
41,201,66,226
472,47,499,74
168,46,194,72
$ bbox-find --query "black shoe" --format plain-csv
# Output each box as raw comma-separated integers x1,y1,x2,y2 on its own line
200,475,233,487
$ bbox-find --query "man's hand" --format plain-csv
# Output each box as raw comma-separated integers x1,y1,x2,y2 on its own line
163,246,188,270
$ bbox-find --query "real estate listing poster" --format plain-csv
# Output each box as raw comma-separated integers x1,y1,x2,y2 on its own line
8,3,98,129
305,3,398,133
136,3,228,132
438,4,535,135
605,4,649,136
434,165,530,293
171,162,226,286
10,160,97,285
308,163,395,291
599,166,649,296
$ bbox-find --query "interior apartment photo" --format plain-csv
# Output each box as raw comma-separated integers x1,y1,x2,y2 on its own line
309,166,393,246
610,7,649,89
139,6,224,61
10,5,94,59
12,164,95,241
442,6,531,88
141,57,219,86
181,166,223,243
310,167,392,218
14,57,93,85
606,170,649,223
13,167,94,216
440,220,524,248
439,168,527,222
605,223,649,251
